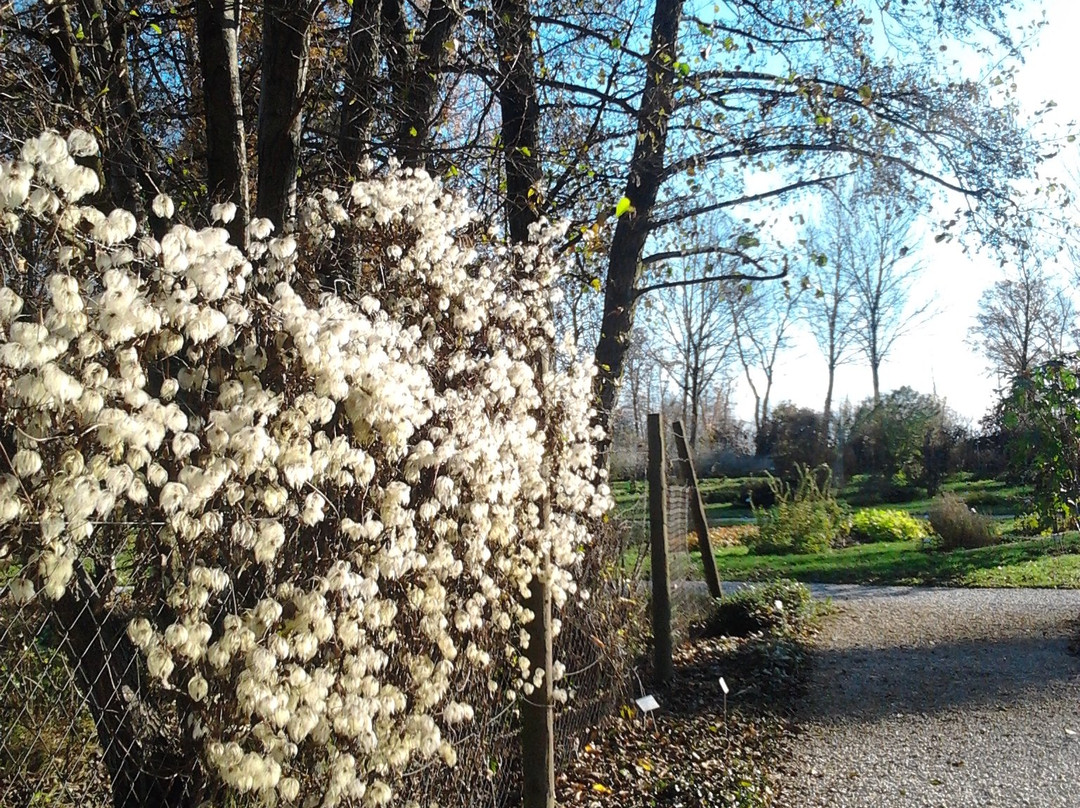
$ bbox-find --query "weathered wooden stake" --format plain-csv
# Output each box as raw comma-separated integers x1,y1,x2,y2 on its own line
521,351,555,808
521,563,554,808
672,419,723,599
647,413,674,684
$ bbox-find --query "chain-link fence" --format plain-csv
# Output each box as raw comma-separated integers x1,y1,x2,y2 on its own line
0,510,645,808
0,595,114,808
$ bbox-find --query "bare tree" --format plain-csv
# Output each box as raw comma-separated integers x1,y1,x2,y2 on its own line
969,254,1076,382
651,264,738,451
616,326,660,441
803,219,860,433
831,175,931,402
730,278,805,451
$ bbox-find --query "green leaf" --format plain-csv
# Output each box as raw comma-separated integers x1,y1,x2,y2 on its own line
736,233,760,249
518,146,531,157
408,126,418,137
150,22,163,35
589,278,601,292
615,196,632,218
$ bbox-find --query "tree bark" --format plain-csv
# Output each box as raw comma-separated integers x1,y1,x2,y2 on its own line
338,0,384,173
77,0,163,231
391,0,460,170
197,0,249,246
493,0,542,242
493,10,552,803
43,2,89,116
54,573,198,808
197,0,249,247
823,361,835,453
256,0,317,229
593,0,682,463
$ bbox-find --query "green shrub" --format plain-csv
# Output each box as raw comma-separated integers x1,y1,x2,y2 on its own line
927,493,998,550
849,508,928,544
745,465,847,555
697,579,813,638
1004,512,1044,537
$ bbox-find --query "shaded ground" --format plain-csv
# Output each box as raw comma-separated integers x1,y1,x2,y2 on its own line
557,603,813,808
777,586,1080,808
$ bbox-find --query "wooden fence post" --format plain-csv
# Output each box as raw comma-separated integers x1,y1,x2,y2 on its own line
672,420,723,599
521,352,555,808
647,413,673,684
521,564,554,807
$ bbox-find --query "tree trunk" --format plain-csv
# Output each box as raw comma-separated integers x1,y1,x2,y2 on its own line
338,0,383,172
593,0,682,462
492,11,552,803
823,361,835,451
54,573,199,808
43,3,89,116
256,0,317,229
197,0,249,247
77,0,163,232
492,0,541,242
389,0,461,170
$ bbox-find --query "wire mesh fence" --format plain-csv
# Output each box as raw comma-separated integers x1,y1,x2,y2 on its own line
616,463,718,651
0,596,114,808
0,509,645,808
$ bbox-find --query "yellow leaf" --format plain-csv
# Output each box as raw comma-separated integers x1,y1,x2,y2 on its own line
615,196,633,218
592,783,611,793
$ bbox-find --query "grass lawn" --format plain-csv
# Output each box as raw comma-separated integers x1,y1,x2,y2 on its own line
612,474,1034,524
712,533,1080,588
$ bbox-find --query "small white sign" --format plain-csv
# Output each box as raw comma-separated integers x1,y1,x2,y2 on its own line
774,599,784,612
635,694,660,713
719,677,729,695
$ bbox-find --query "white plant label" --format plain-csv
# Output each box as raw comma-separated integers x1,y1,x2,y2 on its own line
719,677,729,695
635,694,660,713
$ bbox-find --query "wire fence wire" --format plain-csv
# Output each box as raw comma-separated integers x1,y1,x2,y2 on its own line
615,454,718,652
0,597,112,808
0,511,645,808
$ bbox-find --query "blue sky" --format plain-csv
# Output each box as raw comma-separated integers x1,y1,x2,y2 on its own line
733,0,1079,428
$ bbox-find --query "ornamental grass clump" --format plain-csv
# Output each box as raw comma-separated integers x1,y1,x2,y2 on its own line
0,130,612,806
928,493,998,550
745,465,847,555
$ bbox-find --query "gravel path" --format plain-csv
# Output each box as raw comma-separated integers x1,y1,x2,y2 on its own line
775,585,1080,808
